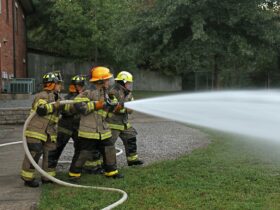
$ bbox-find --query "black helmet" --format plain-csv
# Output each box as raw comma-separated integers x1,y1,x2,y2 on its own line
71,75,86,86
42,72,60,84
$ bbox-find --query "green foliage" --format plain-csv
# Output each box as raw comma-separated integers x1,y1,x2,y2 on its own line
27,0,280,88
125,0,280,87
28,0,131,63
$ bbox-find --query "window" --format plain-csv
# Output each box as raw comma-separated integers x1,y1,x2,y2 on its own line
0,0,2,15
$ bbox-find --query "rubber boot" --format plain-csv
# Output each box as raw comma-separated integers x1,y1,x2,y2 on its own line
24,179,40,188
128,159,144,166
91,167,105,175
82,166,104,175
41,179,54,184
68,176,80,183
106,173,124,179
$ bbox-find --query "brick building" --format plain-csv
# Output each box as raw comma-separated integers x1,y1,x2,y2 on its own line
0,0,33,92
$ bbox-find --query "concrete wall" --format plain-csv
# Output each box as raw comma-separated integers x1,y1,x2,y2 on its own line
28,52,93,91
130,70,182,91
27,52,182,92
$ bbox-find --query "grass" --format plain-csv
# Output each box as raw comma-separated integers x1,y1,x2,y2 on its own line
38,130,280,210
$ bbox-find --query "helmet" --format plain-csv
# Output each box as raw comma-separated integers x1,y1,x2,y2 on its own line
71,75,86,86
115,71,133,83
53,71,63,82
90,66,113,82
42,72,60,84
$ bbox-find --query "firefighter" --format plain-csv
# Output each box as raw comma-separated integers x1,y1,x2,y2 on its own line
107,71,144,166
21,72,62,187
47,75,86,175
68,66,123,180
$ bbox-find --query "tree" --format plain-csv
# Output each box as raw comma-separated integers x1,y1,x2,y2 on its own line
123,0,280,88
27,0,280,88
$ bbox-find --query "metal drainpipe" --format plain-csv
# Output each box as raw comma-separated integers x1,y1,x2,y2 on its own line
0,43,2,92
12,0,16,78
24,14,28,78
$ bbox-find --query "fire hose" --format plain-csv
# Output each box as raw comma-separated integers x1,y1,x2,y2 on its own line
0,100,128,210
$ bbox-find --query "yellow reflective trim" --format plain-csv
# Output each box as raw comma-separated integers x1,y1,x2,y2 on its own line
44,115,59,123
47,171,56,177
108,123,125,131
33,99,47,111
78,131,100,139
111,96,118,103
50,135,57,142
119,108,126,113
87,101,95,111
84,160,102,167
74,97,90,102
25,130,47,141
127,154,138,161
69,172,81,177
108,123,131,131
104,170,118,177
45,104,53,113
96,160,102,165
97,109,107,117
58,126,73,136
37,99,48,105
78,131,112,140
101,132,112,140
64,104,70,112
21,170,35,179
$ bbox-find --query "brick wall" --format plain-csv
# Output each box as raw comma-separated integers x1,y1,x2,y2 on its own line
0,0,14,82
0,107,29,124
0,0,28,91
14,0,27,78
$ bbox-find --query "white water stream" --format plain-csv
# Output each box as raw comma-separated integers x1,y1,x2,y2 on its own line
126,90,280,141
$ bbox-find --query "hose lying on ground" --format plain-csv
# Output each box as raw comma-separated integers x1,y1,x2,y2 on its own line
0,100,128,210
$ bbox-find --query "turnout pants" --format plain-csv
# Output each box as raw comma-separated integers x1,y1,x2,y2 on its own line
21,137,57,181
48,130,78,170
69,137,118,178
111,127,139,162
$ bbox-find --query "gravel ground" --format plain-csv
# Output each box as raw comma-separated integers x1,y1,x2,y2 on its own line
57,114,210,171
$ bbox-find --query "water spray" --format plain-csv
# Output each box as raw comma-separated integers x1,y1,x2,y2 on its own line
125,90,280,142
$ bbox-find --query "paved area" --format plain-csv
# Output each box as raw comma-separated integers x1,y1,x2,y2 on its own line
0,125,39,210
0,112,209,210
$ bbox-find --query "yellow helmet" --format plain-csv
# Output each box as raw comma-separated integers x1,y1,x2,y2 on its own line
90,66,113,82
115,71,133,83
